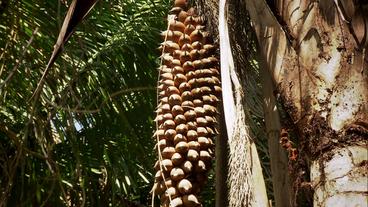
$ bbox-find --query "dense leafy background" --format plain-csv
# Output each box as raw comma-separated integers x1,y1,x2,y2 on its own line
0,0,271,206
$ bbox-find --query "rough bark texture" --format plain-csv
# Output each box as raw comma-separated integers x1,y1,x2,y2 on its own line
244,0,368,206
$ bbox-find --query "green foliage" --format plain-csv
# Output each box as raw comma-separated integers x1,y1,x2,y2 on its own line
0,0,171,206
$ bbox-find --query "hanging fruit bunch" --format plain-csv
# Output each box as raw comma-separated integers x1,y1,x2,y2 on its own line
152,0,221,206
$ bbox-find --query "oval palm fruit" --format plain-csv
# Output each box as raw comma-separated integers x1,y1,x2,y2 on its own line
161,30,174,40
170,197,184,207
197,137,210,149
214,85,222,95
205,116,216,125
188,141,200,151
203,104,216,115
191,41,202,50
198,49,208,58
174,0,187,8
190,88,201,98
187,149,199,161
174,114,186,125
184,24,196,35
193,99,203,107
174,134,187,145
182,61,194,72
171,59,182,67
181,100,194,108
184,16,196,26
190,30,203,42
166,86,180,96
169,20,185,32
181,160,193,173
155,170,163,181
162,41,180,53
195,160,207,172
163,113,174,121
203,44,215,52
186,130,198,141
192,59,203,69
161,159,173,172
187,78,198,88
163,119,175,129
162,79,175,88
173,31,183,42
199,150,212,163
177,179,193,194
178,82,190,93
170,7,183,15
186,121,197,130
169,94,182,105
170,167,185,181
165,186,179,198
189,49,201,60
173,66,185,75
183,194,200,206
185,71,195,80
178,10,188,22
179,34,191,46
206,127,216,136
176,123,188,134
171,152,184,165
181,91,192,101
162,147,176,159
164,129,177,140
197,127,208,137
196,117,207,127
184,110,196,121
154,129,165,140
174,74,187,86
181,43,193,51
200,86,212,95
179,51,191,63
173,50,182,59
172,105,184,116
158,139,167,151
194,107,205,117
155,114,164,125
161,72,174,80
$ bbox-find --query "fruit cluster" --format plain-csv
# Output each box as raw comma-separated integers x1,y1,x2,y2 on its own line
152,0,221,206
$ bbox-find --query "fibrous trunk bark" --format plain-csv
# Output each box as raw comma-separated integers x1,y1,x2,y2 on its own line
244,0,368,206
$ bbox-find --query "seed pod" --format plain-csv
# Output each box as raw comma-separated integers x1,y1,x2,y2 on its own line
174,0,187,8
173,66,185,75
181,91,192,101
169,94,182,105
189,49,201,60
177,179,193,194
171,152,184,165
179,51,191,63
191,41,202,50
183,194,200,206
196,117,207,127
184,110,196,121
179,34,191,46
197,137,210,149
199,150,212,163
161,72,174,81
161,41,180,53
178,10,188,22
170,197,184,207
200,86,212,95
184,24,196,35
188,141,200,151
181,160,193,173
194,107,205,117
192,60,203,69
181,100,194,109
181,43,193,51
193,99,203,107
161,159,173,172
179,82,190,93
182,61,194,72
163,119,175,129
154,129,165,140
187,149,199,161
174,74,187,86
174,114,186,125
174,134,187,145
169,20,185,32
176,123,188,134
171,59,182,67
186,121,197,130
162,147,176,159
190,30,203,42
165,129,177,140
171,167,185,181
163,113,174,121
194,160,207,172
197,127,208,137
186,130,198,141
166,86,180,96
184,16,196,26
172,105,184,116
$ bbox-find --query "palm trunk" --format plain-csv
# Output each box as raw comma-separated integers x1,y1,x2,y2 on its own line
244,0,368,206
